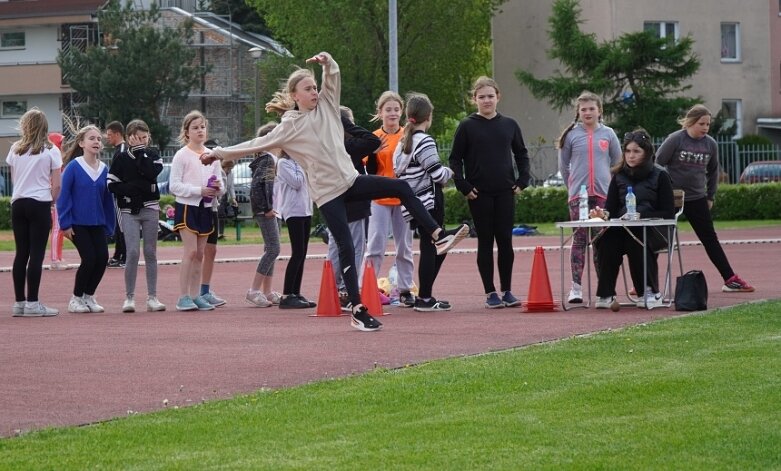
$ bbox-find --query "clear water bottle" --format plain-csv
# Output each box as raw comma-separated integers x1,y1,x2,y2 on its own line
388,263,400,305
578,184,589,221
625,186,638,220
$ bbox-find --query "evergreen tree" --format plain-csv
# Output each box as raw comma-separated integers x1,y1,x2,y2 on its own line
516,0,700,138
58,0,201,148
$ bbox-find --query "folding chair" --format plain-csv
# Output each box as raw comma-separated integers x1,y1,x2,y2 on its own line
621,189,685,305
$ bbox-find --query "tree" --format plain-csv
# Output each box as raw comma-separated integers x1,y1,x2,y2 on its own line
245,0,500,134
209,0,272,36
58,0,201,148
516,0,700,138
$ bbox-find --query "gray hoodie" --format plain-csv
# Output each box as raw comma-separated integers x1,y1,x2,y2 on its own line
558,123,622,202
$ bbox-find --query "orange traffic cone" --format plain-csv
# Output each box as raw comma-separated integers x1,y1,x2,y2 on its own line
522,246,558,312
311,260,343,317
361,260,387,316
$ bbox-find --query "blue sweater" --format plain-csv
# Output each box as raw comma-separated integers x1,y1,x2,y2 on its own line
57,157,116,235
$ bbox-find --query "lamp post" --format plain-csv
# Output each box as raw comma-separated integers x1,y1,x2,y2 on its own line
249,47,264,133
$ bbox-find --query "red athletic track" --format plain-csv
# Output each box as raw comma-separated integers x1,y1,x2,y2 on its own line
1,227,778,436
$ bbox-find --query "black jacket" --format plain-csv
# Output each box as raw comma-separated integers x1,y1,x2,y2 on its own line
341,115,380,222
249,152,275,215
107,144,163,214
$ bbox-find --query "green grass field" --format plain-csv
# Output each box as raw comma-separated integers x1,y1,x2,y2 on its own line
1,301,779,469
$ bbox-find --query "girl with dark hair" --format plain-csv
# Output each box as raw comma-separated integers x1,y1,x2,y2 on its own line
590,129,675,310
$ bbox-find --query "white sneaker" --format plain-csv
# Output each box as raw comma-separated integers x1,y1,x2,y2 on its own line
595,296,616,309
12,301,26,316
82,294,104,313
567,283,583,304
122,296,136,313
146,296,166,312
22,301,59,317
68,295,90,313
266,291,283,305
636,292,664,309
245,290,272,307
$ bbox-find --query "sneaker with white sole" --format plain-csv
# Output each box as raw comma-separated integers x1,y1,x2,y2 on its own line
201,291,226,307
636,292,664,309
176,295,198,311
146,296,166,312
122,296,136,313
434,224,470,256
193,295,215,311
485,292,504,309
21,301,59,317
502,291,521,307
245,290,272,307
265,291,283,305
351,305,382,331
12,301,25,316
50,260,70,271
413,297,452,312
567,283,583,304
68,295,90,313
595,296,616,309
82,294,104,313
722,274,755,293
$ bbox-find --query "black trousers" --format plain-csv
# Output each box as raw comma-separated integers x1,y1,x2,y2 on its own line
684,197,734,282
595,227,659,297
283,216,311,295
415,205,447,299
72,225,109,296
319,175,440,306
11,198,51,302
467,190,516,294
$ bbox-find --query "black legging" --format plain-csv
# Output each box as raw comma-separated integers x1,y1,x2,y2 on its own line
319,175,440,306
11,198,52,302
283,216,311,295
71,225,109,297
415,205,447,299
684,197,734,282
468,190,516,294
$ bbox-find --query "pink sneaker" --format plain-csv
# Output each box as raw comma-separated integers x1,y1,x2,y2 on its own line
378,291,391,305
722,275,755,293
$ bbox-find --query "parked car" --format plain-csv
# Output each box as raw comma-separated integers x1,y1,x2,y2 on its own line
156,163,172,195
230,158,254,216
738,161,781,184
542,171,565,188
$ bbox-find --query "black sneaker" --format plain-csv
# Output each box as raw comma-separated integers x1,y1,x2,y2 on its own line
351,305,382,331
279,295,311,309
107,258,125,269
295,294,317,308
434,224,470,255
399,291,415,308
413,297,451,312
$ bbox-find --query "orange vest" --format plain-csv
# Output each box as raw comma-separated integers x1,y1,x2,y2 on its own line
371,127,402,206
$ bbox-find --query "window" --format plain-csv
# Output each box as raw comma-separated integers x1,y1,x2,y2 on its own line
721,99,742,138
721,23,740,61
644,21,679,41
0,31,25,48
1,100,27,118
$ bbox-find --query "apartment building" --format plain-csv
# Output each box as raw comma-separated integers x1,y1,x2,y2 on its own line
0,0,282,161
492,0,781,159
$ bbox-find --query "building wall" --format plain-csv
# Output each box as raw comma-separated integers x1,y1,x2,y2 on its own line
494,0,773,166
769,0,781,115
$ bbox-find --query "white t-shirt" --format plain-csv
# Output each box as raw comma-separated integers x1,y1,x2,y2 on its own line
6,144,62,203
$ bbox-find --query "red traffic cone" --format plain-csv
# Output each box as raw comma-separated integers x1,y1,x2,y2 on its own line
311,260,343,317
522,246,558,312
361,260,387,316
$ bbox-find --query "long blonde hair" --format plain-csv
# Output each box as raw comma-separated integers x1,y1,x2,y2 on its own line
177,110,207,145
265,68,315,116
678,104,711,129
370,90,404,123
14,108,52,155
556,91,603,149
399,93,433,155
62,125,102,164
